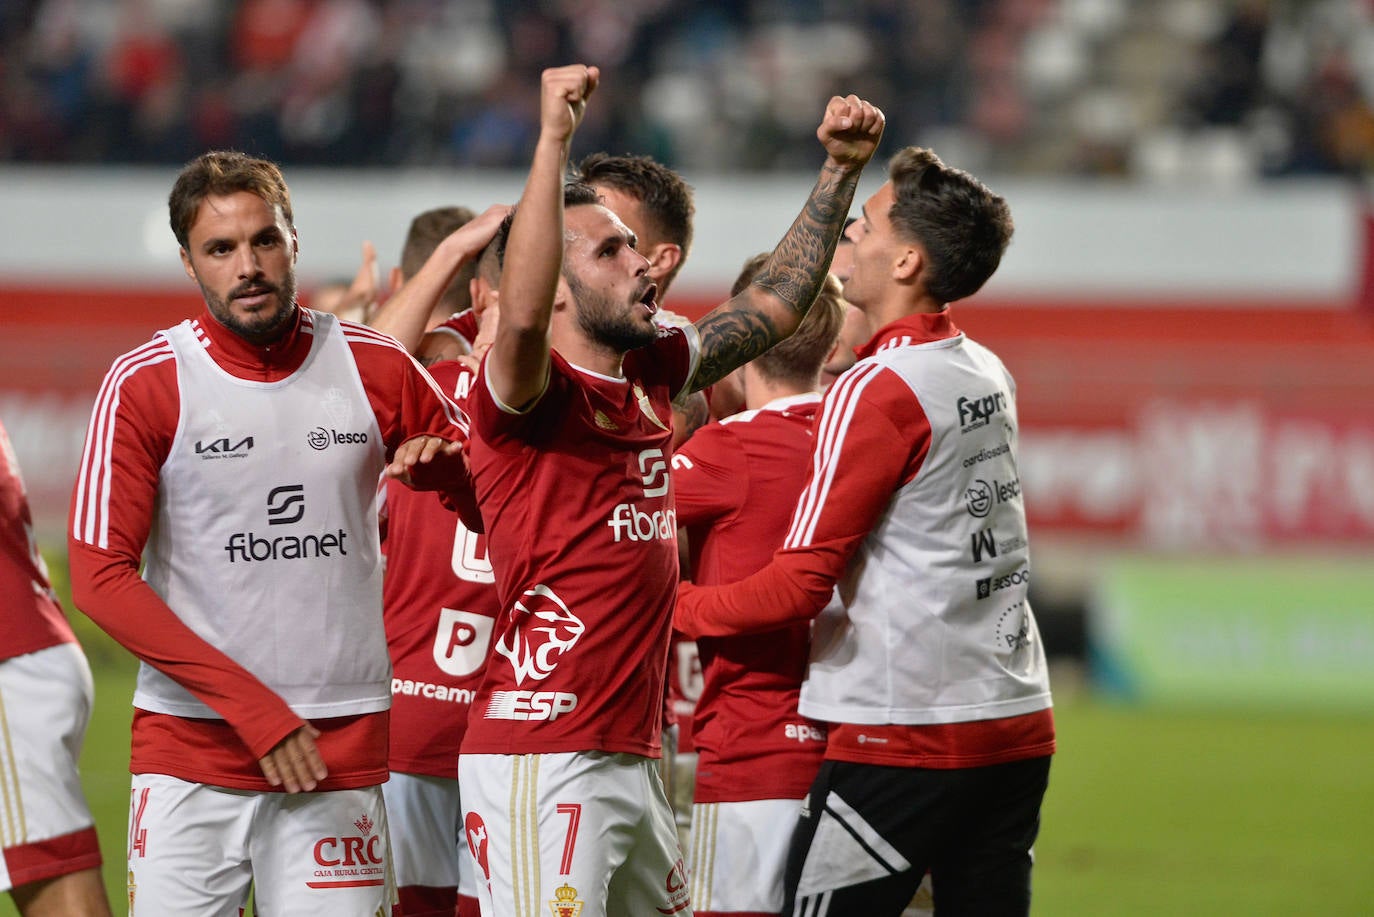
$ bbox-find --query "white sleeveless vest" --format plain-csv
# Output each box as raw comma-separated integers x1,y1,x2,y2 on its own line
135,313,391,719
799,334,1052,725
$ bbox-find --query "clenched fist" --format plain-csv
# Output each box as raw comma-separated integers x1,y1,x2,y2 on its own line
818,95,885,171
540,64,601,143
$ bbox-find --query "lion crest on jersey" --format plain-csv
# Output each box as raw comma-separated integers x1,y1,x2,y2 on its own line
493,584,585,685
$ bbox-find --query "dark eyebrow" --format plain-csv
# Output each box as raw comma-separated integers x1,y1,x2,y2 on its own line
600,229,634,251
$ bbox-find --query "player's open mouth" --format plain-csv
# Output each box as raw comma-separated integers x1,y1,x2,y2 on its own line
638,283,658,316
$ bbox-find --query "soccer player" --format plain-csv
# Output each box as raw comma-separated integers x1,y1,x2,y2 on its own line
675,147,1055,916
573,150,704,833
458,64,882,917
367,203,511,365
0,418,112,917
379,229,506,917
67,150,481,916
671,255,844,917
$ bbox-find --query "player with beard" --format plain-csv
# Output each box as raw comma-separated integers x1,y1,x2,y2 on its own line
67,150,482,916
572,153,704,835
458,65,883,917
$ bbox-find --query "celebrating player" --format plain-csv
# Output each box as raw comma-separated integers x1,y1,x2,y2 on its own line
458,64,883,917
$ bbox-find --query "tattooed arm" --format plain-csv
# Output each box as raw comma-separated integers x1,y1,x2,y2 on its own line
689,95,884,392
671,389,711,450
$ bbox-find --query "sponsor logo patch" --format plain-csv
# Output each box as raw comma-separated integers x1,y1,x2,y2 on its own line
996,600,1034,653
223,485,349,562
607,448,675,542
963,477,1020,518
656,860,692,915
307,812,385,889
956,391,1008,433
484,690,579,721
195,435,254,459
307,426,370,451
976,567,1029,600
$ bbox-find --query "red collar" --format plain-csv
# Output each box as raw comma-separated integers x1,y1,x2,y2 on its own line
854,310,960,360
196,306,312,379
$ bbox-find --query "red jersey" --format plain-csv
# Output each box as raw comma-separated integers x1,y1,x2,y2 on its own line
68,307,477,790
0,419,75,661
671,394,828,802
382,360,499,777
676,312,1054,770
432,309,480,351
464,328,697,757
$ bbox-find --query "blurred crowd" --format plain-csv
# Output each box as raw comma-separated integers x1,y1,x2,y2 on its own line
1,0,1372,181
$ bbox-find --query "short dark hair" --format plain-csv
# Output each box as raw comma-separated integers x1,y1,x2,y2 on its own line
169,151,292,249
400,205,477,313
575,153,695,280
483,182,601,281
887,147,1013,304
401,206,476,279
731,251,844,388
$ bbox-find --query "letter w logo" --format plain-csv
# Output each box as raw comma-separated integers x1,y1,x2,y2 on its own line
971,529,997,563
266,484,306,525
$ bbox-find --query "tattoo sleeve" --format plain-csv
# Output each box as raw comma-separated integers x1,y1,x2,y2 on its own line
692,163,861,391
670,389,711,449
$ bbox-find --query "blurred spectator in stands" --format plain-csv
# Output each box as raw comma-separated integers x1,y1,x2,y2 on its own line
1187,0,1269,128
1,0,1371,180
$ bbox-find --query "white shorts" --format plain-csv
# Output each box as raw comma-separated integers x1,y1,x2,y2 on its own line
0,642,101,892
687,798,802,915
383,771,479,902
460,751,691,917
127,773,395,916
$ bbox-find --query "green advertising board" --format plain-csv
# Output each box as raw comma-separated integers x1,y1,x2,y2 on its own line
1088,555,1374,712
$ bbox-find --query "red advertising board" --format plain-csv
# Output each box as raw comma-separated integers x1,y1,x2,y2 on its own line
5,284,1374,546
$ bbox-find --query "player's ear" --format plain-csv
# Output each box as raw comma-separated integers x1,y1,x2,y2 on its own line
893,244,922,283
553,276,573,312
290,228,300,263
180,248,197,283
471,276,500,317
645,242,681,284
389,265,405,294
469,276,486,314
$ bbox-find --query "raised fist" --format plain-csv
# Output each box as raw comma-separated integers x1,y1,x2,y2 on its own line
818,95,885,170
540,64,601,142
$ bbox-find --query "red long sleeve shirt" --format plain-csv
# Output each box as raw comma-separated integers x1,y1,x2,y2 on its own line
69,308,477,789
